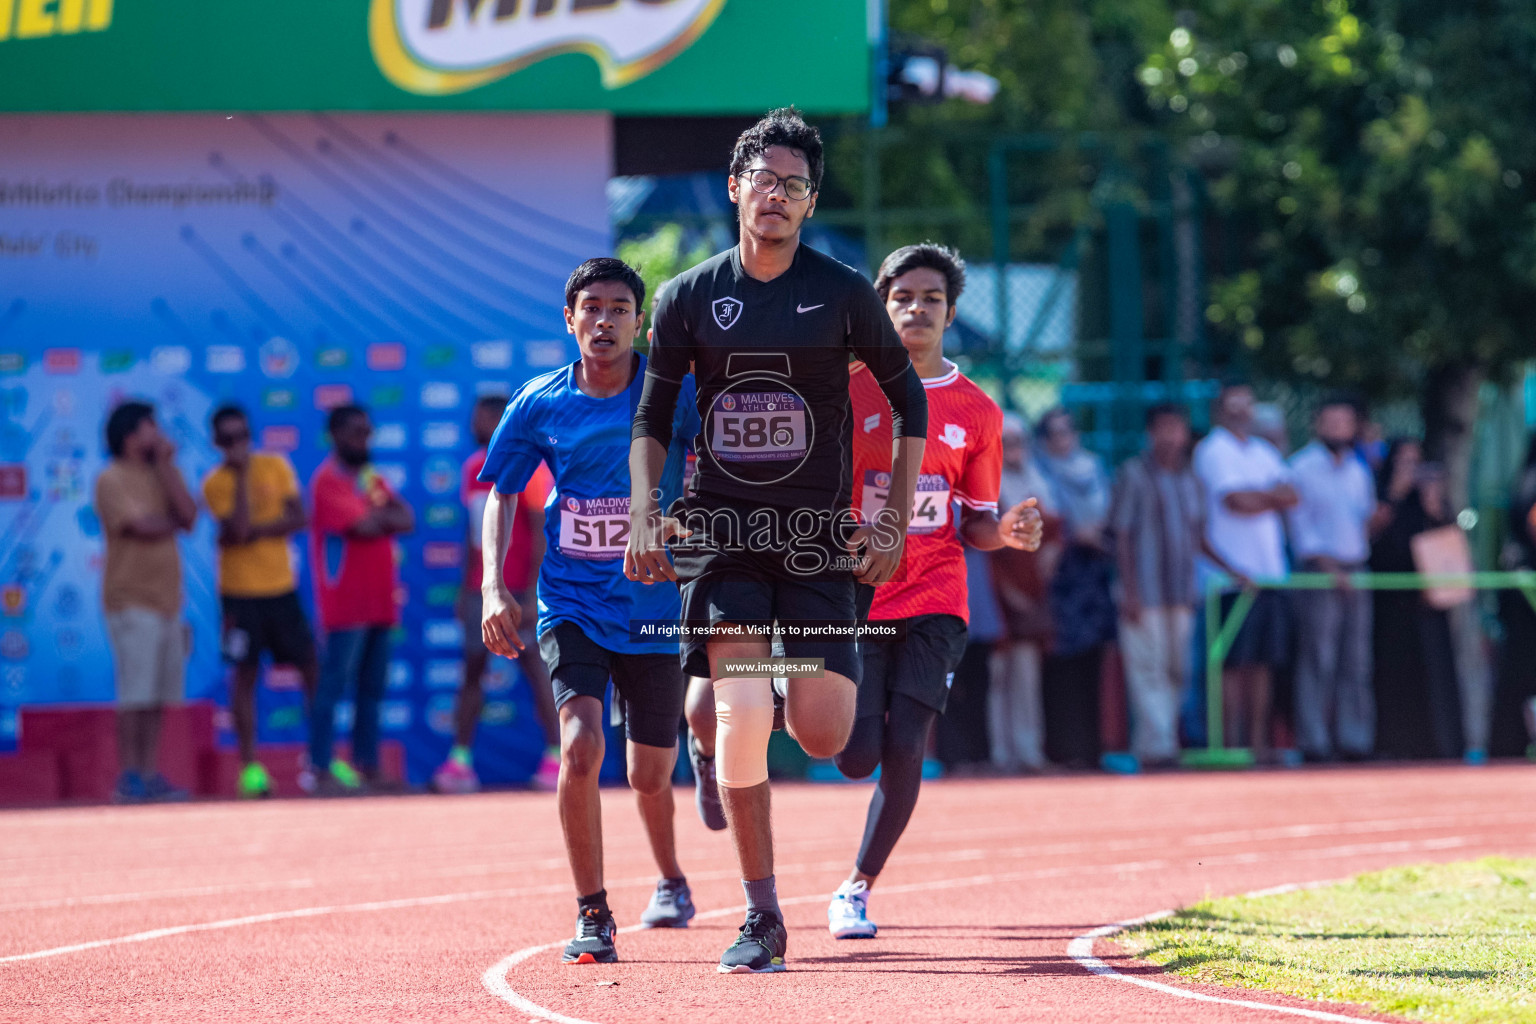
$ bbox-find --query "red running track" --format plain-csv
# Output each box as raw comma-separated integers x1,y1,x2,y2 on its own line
2,764,1533,1023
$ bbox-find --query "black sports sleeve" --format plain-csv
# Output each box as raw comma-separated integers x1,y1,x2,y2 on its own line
847,278,928,440
632,280,694,449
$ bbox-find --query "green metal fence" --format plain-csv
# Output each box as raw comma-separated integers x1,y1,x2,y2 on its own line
1189,572,1536,768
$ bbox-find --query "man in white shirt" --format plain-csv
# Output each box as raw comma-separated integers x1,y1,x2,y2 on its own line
1193,383,1298,763
1287,397,1377,761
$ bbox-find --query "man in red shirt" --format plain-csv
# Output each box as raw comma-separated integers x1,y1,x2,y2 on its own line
307,404,414,795
433,394,560,794
828,244,1043,938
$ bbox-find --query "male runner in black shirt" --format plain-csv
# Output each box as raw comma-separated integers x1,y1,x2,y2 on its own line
626,108,927,973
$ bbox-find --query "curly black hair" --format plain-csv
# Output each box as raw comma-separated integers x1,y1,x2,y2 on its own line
874,243,967,306
729,107,824,191
105,401,155,458
564,256,645,311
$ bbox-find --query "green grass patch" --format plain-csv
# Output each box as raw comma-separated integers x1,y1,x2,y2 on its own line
1119,858,1536,1024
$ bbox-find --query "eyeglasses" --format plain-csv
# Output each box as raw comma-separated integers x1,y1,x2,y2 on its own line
740,167,815,201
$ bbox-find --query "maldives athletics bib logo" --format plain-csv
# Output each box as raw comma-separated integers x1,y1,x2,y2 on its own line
371,0,726,96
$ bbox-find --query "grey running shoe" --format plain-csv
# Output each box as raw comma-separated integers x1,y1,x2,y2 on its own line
640,878,696,928
771,676,786,732
562,905,618,964
688,734,727,832
718,910,787,973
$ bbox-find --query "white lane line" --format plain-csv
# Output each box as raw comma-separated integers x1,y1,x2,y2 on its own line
0,879,320,914
1067,880,1388,1023
486,833,1495,1024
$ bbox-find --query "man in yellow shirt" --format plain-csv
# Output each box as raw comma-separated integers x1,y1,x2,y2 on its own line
203,405,318,798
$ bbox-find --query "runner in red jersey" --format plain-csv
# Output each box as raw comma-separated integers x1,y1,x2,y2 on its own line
828,244,1044,940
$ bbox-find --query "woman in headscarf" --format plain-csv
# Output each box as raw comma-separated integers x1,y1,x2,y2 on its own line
1368,440,1463,759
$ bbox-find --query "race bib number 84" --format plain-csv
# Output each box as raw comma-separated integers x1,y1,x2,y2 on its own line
557,496,630,560
860,471,953,535
710,392,808,462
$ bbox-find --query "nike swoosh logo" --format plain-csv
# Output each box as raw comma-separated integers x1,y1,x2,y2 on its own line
796,303,824,313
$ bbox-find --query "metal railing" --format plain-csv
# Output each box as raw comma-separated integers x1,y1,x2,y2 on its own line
1187,571,1536,768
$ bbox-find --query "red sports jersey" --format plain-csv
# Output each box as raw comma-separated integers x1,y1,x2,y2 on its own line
850,360,1003,622
462,450,552,593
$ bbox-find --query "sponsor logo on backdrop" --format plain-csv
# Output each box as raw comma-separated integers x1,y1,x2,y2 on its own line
267,666,303,691
263,388,296,410
380,701,412,731
420,382,461,409
100,350,135,373
426,659,462,689
314,384,354,410
425,345,456,368
472,341,512,370
0,465,26,499
375,462,408,490
387,660,414,691
481,700,516,725
206,345,246,373
424,619,463,649
53,584,81,620
367,342,407,371
425,504,460,529
370,0,724,95
1,586,24,616
0,0,113,40
0,353,25,374
424,458,457,494
55,629,82,659
371,384,405,408
426,582,459,606
2,665,24,699
260,337,299,378
0,631,28,660
260,426,300,453
44,348,81,374
151,346,191,374
423,541,462,568
525,340,566,367
422,421,460,449
373,422,408,451
427,694,456,736
317,346,350,369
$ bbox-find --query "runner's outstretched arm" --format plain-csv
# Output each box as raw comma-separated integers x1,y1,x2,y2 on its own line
480,489,524,659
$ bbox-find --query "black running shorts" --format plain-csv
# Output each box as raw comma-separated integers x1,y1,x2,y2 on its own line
538,622,684,749
220,592,315,669
678,572,861,684
856,614,969,717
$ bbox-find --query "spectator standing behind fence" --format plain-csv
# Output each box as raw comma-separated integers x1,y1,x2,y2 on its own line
203,405,319,799
1286,398,1377,762
1369,442,1463,758
1489,435,1536,757
433,395,561,795
988,414,1059,773
1112,405,1247,768
306,405,414,795
1193,383,1298,764
95,401,198,803
1034,407,1115,770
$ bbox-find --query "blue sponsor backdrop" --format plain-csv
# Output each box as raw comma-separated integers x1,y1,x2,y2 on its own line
0,114,612,784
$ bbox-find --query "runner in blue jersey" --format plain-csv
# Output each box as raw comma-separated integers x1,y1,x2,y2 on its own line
480,258,701,965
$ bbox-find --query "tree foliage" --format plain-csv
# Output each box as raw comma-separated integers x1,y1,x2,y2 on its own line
1139,0,1536,401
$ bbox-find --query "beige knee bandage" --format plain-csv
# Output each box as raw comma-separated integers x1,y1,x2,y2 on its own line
713,676,774,789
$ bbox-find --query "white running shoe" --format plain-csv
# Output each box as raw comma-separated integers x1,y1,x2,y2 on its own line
827,880,877,939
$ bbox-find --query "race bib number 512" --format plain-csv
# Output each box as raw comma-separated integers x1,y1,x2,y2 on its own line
860,471,953,534
710,392,808,462
557,496,630,560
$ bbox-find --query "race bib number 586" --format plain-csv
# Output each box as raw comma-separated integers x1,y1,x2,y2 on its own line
710,392,808,462
557,496,630,560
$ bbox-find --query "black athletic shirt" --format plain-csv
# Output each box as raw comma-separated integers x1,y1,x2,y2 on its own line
633,244,927,515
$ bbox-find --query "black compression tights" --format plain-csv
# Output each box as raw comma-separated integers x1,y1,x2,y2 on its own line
833,692,938,878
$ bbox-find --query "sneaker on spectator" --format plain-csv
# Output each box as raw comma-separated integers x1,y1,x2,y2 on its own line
531,749,561,791
432,757,480,794
144,773,189,802
328,758,363,790
237,762,273,799
113,770,148,804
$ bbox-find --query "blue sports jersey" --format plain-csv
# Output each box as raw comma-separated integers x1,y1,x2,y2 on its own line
480,353,699,654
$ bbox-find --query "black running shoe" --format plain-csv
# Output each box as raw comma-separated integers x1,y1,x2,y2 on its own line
718,910,787,973
562,905,618,964
688,734,727,832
